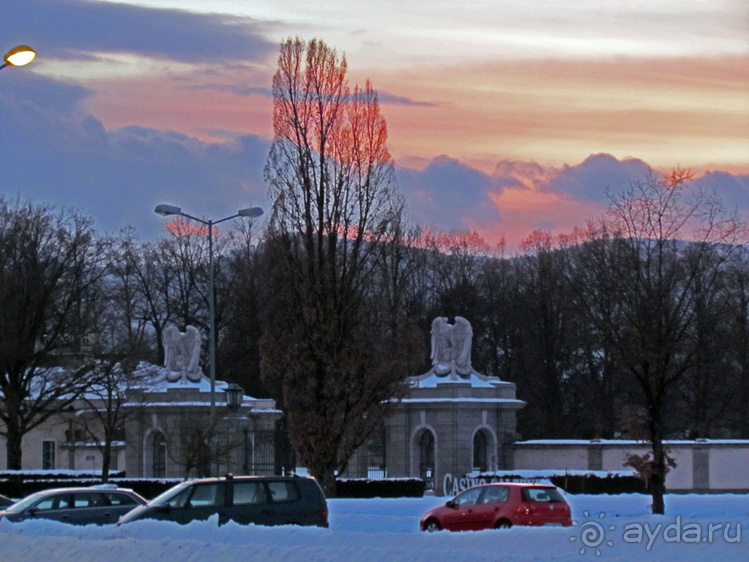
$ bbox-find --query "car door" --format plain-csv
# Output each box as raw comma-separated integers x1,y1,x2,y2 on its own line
264,480,305,525
224,480,271,525
471,485,510,529
29,493,75,524
67,492,107,525
179,482,226,525
440,487,485,531
104,492,142,522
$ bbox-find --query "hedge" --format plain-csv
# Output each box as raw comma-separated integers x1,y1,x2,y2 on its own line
470,472,647,495
0,473,181,501
0,473,427,500
335,478,425,498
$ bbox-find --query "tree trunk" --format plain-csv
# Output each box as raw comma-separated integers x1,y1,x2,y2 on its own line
649,414,666,515
312,466,337,498
100,440,112,483
5,422,24,470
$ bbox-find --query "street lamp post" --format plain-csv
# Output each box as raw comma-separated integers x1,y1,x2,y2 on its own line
1,45,36,71
154,204,263,424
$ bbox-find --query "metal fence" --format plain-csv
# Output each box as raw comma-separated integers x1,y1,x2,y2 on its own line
243,422,295,476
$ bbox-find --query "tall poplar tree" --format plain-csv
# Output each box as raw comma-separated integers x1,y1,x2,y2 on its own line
261,38,422,494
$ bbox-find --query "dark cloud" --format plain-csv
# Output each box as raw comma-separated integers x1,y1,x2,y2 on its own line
545,155,749,214
1,0,277,64
0,73,269,237
695,171,749,211
396,155,500,230
396,153,749,237
546,153,652,204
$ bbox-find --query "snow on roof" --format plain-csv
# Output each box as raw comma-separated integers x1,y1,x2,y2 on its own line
409,372,504,388
120,401,281,413
465,468,638,478
398,397,525,405
516,439,749,446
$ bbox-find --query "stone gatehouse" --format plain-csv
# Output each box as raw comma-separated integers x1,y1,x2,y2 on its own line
343,316,526,495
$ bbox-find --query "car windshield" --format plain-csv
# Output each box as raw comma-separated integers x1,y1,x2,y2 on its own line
148,482,193,507
3,492,46,514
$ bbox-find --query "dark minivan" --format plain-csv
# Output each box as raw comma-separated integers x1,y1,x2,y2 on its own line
119,475,328,527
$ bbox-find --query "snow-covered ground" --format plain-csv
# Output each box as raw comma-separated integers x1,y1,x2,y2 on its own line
0,492,746,561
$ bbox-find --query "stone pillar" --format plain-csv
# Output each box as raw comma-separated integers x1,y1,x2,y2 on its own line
693,445,709,491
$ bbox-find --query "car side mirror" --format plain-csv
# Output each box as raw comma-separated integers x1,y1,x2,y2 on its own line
158,504,172,513
445,500,456,509
27,507,38,516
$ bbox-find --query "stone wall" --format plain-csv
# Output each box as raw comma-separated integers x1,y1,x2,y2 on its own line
511,439,749,492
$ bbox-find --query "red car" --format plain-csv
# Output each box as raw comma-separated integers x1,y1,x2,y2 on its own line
420,482,572,531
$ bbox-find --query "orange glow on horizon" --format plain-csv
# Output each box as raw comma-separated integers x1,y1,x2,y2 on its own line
78,53,747,175
87,74,274,143
475,185,606,251
371,54,749,173
164,216,216,238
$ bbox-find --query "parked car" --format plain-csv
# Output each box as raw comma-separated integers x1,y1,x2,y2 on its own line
0,493,14,508
0,485,146,526
420,482,572,531
118,475,328,527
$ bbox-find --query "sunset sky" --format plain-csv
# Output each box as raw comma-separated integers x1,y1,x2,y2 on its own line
1,0,747,249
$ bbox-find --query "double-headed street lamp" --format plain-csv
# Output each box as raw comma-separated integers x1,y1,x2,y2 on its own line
154,204,264,423
1,45,36,71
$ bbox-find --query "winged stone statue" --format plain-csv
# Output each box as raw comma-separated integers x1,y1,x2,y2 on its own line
162,325,203,383
430,316,473,376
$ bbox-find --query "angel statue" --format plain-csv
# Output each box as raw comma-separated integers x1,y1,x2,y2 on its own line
162,325,202,383
430,316,473,376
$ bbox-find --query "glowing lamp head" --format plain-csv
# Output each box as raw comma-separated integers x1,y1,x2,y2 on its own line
4,45,36,67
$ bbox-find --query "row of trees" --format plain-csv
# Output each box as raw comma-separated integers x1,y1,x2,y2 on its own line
2,171,746,499
1,38,746,513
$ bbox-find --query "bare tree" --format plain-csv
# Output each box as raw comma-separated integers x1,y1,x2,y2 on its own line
589,169,741,514
0,198,105,468
512,231,584,438
221,222,267,397
722,249,749,436
101,228,157,359
73,358,157,482
163,411,242,479
260,37,422,495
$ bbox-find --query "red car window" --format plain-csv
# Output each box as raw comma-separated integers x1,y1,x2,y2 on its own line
453,487,483,506
480,486,509,504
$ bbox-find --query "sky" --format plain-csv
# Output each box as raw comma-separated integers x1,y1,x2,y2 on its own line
1,492,747,560
0,0,747,249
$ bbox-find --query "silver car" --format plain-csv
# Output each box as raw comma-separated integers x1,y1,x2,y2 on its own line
0,485,146,525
